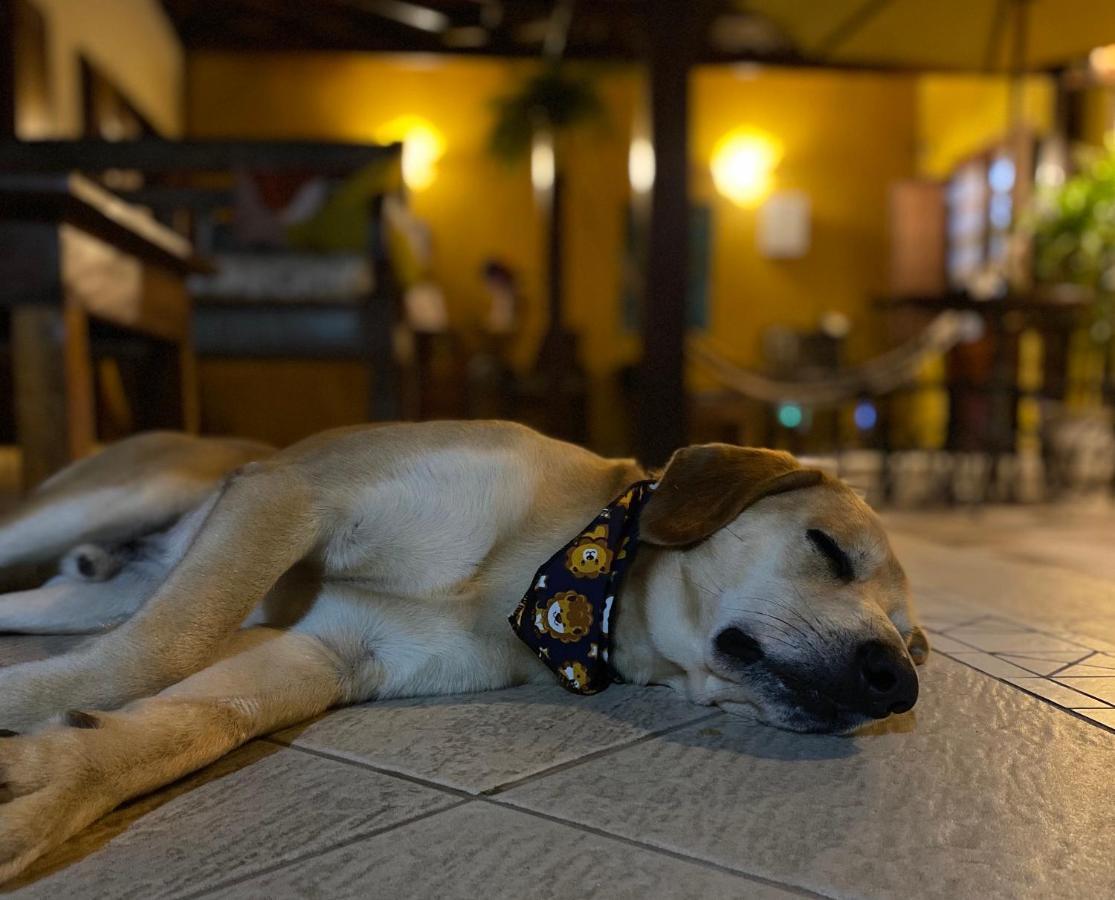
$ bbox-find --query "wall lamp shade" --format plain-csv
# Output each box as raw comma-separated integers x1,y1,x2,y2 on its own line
628,136,656,194
375,116,445,191
531,131,556,193
1090,44,1115,82
711,130,781,206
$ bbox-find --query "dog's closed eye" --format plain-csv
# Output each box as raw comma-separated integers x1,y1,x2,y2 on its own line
806,529,854,582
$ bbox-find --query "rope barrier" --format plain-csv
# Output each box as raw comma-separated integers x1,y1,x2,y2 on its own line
689,311,971,407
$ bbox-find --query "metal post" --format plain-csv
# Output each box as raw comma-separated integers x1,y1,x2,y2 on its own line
638,0,695,465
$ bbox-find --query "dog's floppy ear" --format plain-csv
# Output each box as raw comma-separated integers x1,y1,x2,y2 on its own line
640,445,824,547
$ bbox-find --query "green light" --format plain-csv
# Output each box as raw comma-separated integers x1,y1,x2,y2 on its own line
777,403,803,429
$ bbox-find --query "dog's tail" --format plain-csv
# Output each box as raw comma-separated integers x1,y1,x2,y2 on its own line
0,432,272,574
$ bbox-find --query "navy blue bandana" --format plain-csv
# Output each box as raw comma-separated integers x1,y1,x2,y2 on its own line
509,480,658,694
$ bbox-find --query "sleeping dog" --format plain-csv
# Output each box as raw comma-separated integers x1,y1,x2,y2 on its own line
0,422,927,879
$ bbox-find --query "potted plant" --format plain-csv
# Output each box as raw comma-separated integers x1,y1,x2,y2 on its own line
1031,135,1115,338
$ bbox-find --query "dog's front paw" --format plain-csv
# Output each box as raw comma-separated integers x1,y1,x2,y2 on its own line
0,725,109,883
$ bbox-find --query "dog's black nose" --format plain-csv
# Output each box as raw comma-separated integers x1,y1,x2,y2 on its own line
854,640,918,718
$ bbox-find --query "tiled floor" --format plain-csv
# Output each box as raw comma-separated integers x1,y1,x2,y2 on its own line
3,501,1115,899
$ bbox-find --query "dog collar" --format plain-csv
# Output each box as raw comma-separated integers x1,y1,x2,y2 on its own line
508,480,658,694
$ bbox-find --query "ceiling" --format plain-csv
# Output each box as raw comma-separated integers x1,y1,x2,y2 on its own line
161,0,1115,72
161,1,801,63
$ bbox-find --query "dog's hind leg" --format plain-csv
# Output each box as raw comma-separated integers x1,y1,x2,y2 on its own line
0,432,270,577
0,626,353,883
0,462,321,729
0,582,142,635
0,501,211,636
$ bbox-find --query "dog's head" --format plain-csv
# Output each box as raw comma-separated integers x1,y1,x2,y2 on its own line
637,444,927,734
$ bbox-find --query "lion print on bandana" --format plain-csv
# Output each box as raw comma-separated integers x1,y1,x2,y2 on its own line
509,480,657,695
534,590,594,643
564,526,614,578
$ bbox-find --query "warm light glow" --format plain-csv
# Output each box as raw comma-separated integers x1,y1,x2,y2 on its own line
375,116,445,192
628,137,656,194
531,131,555,193
711,130,781,206
1090,44,1115,81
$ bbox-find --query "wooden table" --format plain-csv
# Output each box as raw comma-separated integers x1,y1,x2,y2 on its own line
0,173,206,488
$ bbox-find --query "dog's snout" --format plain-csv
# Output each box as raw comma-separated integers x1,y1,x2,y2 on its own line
854,640,918,717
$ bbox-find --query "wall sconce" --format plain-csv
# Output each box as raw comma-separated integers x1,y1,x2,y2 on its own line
375,116,445,192
628,136,656,194
531,130,556,194
711,129,781,206
1090,43,1115,83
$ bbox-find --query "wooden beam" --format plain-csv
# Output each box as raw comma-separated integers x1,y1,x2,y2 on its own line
0,138,401,174
811,0,895,58
638,0,695,466
0,173,206,274
0,0,14,138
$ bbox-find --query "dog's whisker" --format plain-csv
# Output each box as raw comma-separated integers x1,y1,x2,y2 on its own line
658,572,723,600
723,605,809,641
720,612,799,642
732,594,830,659
723,525,749,547
771,590,829,636
719,617,804,654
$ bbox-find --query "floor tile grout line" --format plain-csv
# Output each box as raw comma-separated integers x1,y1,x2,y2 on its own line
936,621,1100,654
259,737,476,800
925,629,998,653
479,795,833,900
1058,707,1115,734
481,710,726,797
184,797,475,900
186,789,829,900
924,601,1115,658
1045,653,1105,678
263,708,724,801
931,615,989,634
931,619,1111,659
1003,677,1112,710
989,650,1095,678
933,617,1115,709
937,651,1115,736
952,614,1029,630
1031,677,1115,709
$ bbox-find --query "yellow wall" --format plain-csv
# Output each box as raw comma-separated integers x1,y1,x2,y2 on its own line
915,74,1054,178
691,67,917,370
189,54,916,372
188,53,641,384
21,0,184,137
1081,86,1115,147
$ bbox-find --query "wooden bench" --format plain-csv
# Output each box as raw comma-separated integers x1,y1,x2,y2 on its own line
0,172,204,488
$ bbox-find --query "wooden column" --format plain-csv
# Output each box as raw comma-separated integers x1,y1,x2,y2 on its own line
638,0,695,465
11,302,96,488
0,0,15,138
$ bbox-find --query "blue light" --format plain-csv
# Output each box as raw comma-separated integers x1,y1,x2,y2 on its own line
854,401,877,431
777,404,803,429
989,193,1012,229
988,157,1015,193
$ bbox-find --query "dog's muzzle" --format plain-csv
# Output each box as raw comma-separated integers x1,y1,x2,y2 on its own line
776,638,918,722
717,627,919,728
